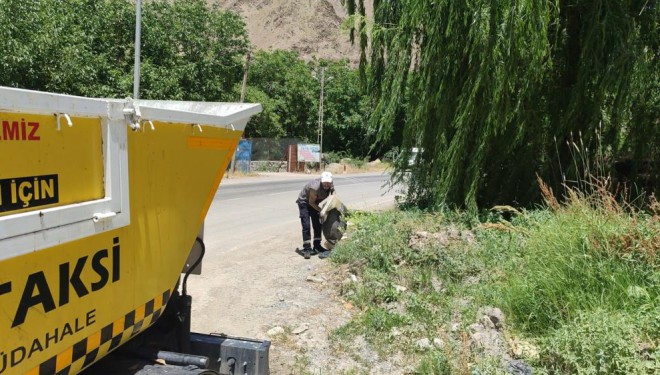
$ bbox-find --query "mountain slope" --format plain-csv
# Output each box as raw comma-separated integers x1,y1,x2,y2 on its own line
213,0,365,64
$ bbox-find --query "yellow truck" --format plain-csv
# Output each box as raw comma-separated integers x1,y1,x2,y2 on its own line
0,86,268,375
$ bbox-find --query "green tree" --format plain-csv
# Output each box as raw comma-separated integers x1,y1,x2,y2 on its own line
0,0,249,101
242,86,285,138
140,0,249,101
244,52,372,158
0,0,135,96
345,0,660,209
245,50,317,140
318,59,372,158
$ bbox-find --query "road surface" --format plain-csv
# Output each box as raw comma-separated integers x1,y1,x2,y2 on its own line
202,172,396,256
187,171,398,338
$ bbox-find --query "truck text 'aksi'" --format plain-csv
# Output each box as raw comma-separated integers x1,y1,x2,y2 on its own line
0,237,120,328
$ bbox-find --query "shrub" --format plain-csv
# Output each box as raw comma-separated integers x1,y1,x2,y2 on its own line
540,309,656,374
324,151,350,164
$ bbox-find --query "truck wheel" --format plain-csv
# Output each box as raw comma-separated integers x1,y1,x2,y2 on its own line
322,209,346,242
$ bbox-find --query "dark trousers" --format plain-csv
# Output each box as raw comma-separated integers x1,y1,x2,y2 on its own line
298,202,322,249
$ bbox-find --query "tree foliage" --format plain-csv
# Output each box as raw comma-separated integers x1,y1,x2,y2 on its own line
0,0,373,158
139,0,249,101
0,0,249,101
0,0,134,96
345,0,660,209
244,51,372,157
320,60,373,158
244,50,317,140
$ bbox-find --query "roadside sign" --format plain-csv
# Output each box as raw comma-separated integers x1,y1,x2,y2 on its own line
297,143,320,162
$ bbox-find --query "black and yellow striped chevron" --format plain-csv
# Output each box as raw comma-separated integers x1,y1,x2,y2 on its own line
28,290,172,375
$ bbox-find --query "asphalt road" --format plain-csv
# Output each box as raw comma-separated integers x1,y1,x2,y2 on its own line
201,172,398,260
186,171,399,339
214,172,395,204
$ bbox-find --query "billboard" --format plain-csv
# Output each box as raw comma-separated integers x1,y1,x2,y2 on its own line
297,143,320,162
234,139,252,172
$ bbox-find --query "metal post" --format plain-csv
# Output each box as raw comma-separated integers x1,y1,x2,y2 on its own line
133,0,142,100
240,52,251,103
318,67,325,169
232,52,252,174
314,67,331,170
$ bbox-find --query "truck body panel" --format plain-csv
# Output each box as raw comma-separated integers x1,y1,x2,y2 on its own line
0,86,261,374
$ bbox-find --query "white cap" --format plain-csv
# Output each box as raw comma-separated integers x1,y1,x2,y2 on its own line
321,171,333,183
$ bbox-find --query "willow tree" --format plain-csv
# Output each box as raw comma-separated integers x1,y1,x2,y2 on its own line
344,0,659,209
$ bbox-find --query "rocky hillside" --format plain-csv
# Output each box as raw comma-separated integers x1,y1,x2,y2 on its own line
212,0,367,65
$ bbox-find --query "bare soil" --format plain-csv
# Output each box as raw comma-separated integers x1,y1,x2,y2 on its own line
212,0,372,66
193,236,411,375
187,170,407,374
190,224,413,374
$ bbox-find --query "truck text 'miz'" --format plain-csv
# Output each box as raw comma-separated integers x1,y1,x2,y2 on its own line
1,119,40,141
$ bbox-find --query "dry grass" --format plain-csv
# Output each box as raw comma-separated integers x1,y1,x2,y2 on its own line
324,161,391,175
537,173,560,210
537,175,660,268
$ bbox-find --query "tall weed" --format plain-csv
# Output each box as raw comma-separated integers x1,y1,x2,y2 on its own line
540,309,656,374
490,178,659,334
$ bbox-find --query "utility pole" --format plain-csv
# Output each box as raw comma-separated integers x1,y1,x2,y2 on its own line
315,67,331,169
232,52,252,174
133,0,142,100
240,51,251,103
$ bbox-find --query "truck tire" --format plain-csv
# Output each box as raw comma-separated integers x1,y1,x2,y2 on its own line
322,208,346,243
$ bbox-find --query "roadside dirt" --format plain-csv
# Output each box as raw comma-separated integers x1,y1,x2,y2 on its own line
187,169,405,374
190,228,401,374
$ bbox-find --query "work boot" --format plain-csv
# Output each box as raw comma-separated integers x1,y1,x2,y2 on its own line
318,250,332,259
313,243,326,254
302,247,312,259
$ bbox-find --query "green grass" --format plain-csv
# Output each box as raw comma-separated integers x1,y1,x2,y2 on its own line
487,200,659,334
328,192,659,373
